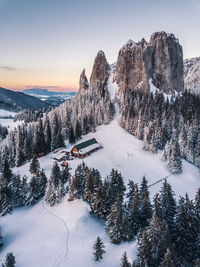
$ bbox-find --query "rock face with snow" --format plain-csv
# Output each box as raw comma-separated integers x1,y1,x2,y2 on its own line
184,57,200,94
79,69,89,92
114,39,149,92
114,31,184,95
89,50,110,93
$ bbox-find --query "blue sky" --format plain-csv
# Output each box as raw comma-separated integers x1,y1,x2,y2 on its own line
0,0,200,91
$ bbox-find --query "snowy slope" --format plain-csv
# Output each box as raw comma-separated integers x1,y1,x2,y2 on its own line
0,118,23,131
0,109,17,118
1,79,200,266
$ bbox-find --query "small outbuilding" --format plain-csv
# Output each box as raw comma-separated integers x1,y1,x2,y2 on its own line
71,138,101,158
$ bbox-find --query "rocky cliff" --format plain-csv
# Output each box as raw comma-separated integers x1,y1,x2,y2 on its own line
79,69,89,92
114,31,184,95
184,57,200,94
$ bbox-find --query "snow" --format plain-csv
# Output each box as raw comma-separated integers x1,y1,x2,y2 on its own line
107,64,119,101
149,79,178,101
1,198,136,267
184,57,200,94
0,118,23,131
0,109,17,118
1,103,200,266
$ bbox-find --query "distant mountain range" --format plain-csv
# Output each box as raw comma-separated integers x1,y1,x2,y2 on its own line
23,88,76,106
0,87,51,112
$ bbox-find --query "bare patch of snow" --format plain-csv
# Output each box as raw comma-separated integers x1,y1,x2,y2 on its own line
107,64,119,101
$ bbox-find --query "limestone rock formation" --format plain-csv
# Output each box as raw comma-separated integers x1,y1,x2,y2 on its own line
114,39,149,92
89,50,110,94
79,69,89,92
114,31,184,95
184,57,200,94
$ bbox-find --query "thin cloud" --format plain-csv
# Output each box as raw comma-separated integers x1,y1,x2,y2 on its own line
25,85,77,91
0,65,18,71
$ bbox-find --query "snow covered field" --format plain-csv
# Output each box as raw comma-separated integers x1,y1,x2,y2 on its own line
0,109,17,118
1,104,200,266
0,118,22,132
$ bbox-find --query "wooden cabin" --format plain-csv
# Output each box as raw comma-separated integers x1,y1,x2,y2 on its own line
71,138,101,158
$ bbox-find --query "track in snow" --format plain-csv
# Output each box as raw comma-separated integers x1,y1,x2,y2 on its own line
42,201,70,267
148,175,171,188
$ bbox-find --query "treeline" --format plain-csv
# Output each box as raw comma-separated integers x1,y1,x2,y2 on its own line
14,109,45,123
0,86,114,169
0,124,8,142
0,156,71,216
66,162,200,266
120,89,200,173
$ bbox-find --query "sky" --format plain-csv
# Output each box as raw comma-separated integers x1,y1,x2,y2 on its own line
0,0,200,92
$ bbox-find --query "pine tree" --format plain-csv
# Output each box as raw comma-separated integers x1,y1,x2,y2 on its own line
160,180,176,236
126,180,135,208
0,227,3,250
137,230,154,267
1,159,13,184
93,236,105,261
139,176,152,229
83,171,95,203
45,162,65,206
0,190,13,216
33,118,46,155
74,119,82,140
153,193,163,221
120,252,131,267
61,165,71,184
44,116,52,153
2,252,16,267
15,147,25,167
69,126,75,145
29,154,40,174
107,169,126,205
56,129,65,148
160,249,175,267
51,113,60,151
168,141,182,174
178,126,187,159
23,132,32,160
127,184,140,239
175,195,197,264
148,211,170,265
105,196,123,244
90,185,105,219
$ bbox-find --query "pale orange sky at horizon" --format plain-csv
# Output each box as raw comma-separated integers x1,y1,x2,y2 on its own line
0,0,200,92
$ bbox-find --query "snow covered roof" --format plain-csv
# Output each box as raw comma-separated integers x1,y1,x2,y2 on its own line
54,153,66,160
74,138,100,154
79,143,100,155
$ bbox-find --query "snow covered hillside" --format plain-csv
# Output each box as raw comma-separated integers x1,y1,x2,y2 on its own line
1,100,200,266
0,109,17,119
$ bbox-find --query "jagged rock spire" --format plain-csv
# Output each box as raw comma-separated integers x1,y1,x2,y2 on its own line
90,50,110,90
79,69,89,92
114,31,184,94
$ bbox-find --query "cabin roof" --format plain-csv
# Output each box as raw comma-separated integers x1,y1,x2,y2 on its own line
75,138,98,151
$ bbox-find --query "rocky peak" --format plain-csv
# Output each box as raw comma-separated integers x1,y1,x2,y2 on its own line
146,31,184,94
78,69,89,92
90,50,110,90
184,57,200,94
114,31,184,95
114,38,149,92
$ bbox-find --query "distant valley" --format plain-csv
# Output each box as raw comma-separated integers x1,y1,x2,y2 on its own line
23,88,76,106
